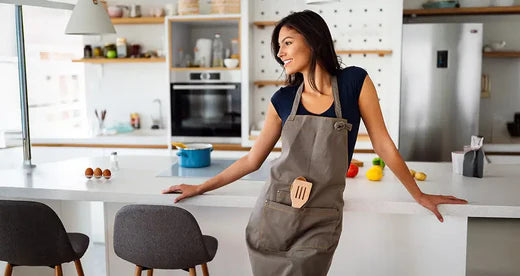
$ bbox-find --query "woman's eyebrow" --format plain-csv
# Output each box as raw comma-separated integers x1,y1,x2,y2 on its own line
279,36,294,44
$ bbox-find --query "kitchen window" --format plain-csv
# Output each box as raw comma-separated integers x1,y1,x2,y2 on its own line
0,4,87,138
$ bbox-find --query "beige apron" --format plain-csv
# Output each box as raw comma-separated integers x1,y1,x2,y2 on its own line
246,75,352,276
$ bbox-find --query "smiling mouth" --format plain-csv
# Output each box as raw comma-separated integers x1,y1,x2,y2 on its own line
283,59,293,67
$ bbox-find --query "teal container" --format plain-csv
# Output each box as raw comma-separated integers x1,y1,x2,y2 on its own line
176,143,213,168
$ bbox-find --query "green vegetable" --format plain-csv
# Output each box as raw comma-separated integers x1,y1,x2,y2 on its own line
372,157,385,169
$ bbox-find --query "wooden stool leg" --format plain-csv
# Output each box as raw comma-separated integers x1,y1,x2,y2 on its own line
189,267,197,276
147,268,153,276
201,263,209,276
4,263,13,276
135,265,143,276
74,259,85,276
54,264,63,276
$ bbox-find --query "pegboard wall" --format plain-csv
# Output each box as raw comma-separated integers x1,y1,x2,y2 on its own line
248,0,404,146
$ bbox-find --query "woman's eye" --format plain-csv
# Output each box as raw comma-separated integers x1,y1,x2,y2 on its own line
285,41,292,46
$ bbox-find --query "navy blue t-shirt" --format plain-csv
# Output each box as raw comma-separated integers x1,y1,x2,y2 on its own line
270,66,368,165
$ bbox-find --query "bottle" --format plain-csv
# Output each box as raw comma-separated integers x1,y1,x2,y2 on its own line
110,152,120,171
177,48,184,67
116,38,127,58
212,33,224,67
83,45,92,58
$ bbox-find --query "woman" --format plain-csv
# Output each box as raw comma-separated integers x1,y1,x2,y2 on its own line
162,10,468,276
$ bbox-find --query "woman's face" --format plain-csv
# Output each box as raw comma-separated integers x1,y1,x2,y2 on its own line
277,26,311,75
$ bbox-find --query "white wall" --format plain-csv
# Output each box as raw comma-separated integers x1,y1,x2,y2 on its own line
404,0,520,144
248,0,404,147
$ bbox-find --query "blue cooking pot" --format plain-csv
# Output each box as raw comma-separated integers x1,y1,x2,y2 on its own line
176,143,213,168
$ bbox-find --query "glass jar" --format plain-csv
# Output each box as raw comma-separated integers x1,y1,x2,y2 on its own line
116,38,127,58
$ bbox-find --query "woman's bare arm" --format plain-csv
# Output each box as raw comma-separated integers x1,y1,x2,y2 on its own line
359,75,467,222
163,102,282,202
358,75,423,201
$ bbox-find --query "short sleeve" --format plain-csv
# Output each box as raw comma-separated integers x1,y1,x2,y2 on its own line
270,88,284,119
349,66,368,101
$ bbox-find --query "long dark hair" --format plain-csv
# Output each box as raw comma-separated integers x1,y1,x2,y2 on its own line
271,10,341,91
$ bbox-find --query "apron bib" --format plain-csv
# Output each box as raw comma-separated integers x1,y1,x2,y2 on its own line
245,75,352,276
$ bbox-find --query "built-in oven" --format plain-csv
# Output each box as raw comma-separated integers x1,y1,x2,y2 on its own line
170,70,241,143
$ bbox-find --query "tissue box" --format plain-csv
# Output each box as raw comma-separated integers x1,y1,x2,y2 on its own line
463,148,484,178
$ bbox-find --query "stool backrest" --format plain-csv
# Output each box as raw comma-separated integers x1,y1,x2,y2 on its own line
114,204,211,269
0,200,77,266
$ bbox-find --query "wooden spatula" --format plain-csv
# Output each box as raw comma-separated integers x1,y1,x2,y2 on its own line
290,176,312,208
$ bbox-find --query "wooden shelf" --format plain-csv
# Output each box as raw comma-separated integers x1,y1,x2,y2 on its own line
111,17,164,24
253,21,277,28
167,14,240,22
336,50,392,57
404,6,520,16
170,67,240,71
254,80,286,87
72,58,166,63
483,51,520,58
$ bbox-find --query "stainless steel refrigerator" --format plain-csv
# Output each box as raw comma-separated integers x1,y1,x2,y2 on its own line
399,23,483,162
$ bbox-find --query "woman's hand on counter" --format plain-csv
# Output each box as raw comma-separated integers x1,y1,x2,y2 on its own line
162,184,202,203
417,193,468,223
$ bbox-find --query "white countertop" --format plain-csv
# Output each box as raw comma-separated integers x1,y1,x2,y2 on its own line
31,129,169,146
1,154,519,218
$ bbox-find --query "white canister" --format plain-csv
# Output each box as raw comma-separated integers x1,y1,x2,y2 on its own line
194,38,212,68
451,151,465,175
165,3,177,16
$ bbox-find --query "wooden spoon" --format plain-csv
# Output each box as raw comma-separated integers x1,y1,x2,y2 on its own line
172,142,188,149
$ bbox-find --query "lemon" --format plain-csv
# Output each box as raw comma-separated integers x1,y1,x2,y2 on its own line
415,172,427,181
409,169,416,177
366,165,383,181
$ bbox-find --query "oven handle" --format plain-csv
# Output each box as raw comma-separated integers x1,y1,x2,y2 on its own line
172,84,237,90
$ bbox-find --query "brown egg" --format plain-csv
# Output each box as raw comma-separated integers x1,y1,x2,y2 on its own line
85,168,93,179
102,169,111,179
94,168,102,179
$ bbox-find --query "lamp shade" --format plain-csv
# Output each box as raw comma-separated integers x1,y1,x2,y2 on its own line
65,0,115,34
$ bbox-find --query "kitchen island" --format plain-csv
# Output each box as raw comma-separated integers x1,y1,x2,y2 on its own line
0,154,519,276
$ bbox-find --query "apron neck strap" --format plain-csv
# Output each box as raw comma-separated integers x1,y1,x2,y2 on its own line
288,75,342,121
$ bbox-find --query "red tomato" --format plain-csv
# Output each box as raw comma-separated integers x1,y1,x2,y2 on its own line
346,163,359,178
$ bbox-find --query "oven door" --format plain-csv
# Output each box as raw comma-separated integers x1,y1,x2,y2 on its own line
171,83,241,137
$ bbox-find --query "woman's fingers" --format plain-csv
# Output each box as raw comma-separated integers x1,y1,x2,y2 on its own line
430,206,444,223
161,185,180,194
445,196,468,204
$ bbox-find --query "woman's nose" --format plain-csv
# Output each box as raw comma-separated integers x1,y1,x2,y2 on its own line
277,49,284,59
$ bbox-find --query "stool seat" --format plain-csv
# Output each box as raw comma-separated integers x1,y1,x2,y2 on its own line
114,204,219,276
0,200,89,276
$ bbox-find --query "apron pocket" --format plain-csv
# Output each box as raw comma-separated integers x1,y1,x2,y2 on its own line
258,201,340,252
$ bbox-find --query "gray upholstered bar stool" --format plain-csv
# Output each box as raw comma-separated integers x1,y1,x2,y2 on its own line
114,204,218,276
0,200,90,276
